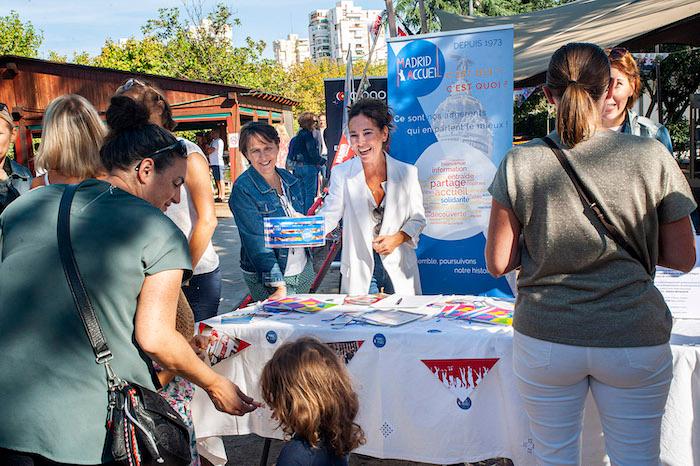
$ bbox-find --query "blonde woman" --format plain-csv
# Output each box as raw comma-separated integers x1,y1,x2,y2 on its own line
31,94,106,188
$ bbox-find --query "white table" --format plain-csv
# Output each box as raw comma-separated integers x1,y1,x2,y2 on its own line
191,297,700,466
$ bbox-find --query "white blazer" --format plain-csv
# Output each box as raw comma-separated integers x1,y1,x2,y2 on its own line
320,154,426,295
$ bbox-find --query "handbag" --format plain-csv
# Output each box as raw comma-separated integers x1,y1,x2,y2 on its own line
542,136,651,275
56,182,191,466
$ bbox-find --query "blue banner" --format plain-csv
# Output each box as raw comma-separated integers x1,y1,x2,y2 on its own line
387,26,514,295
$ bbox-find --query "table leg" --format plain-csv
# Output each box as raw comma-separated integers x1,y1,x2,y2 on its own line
260,437,272,466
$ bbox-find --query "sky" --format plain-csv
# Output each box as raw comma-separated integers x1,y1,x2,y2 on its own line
4,0,385,59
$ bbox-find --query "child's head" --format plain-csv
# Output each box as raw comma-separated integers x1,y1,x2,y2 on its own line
260,337,365,457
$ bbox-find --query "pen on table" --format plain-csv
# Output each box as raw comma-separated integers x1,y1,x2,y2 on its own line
396,297,403,305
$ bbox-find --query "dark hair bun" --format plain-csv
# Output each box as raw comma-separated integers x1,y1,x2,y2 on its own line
106,95,151,132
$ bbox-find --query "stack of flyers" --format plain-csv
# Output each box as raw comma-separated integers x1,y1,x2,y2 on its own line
343,294,388,306
356,309,424,327
466,298,515,326
262,296,338,313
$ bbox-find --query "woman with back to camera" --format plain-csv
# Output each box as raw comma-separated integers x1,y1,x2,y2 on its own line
0,96,258,466
115,78,221,322
320,98,426,296
602,47,673,153
486,43,696,466
230,121,314,301
31,94,106,188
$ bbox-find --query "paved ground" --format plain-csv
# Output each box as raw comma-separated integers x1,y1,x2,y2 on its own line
209,207,511,466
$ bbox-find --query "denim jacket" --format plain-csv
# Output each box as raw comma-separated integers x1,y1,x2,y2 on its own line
229,166,305,286
622,110,673,154
0,158,32,214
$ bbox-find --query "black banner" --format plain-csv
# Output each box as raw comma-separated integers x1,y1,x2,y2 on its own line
323,77,388,160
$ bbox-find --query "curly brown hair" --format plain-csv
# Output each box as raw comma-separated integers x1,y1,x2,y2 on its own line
260,337,366,457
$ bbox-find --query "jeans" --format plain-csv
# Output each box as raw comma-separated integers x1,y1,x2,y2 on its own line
293,164,320,214
513,331,673,466
182,267,222,322
0,448,119,466
368,251,394,294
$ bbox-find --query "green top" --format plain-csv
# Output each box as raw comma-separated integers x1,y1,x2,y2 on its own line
489,130,696,348
0,179,192,464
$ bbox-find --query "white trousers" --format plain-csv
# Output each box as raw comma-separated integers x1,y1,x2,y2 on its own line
513,331,673,466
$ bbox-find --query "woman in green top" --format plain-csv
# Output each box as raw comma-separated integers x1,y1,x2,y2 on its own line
0,96,260,465
486,43,695,465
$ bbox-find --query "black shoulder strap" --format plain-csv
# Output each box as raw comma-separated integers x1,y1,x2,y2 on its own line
542,136,650,274
57,182,113,364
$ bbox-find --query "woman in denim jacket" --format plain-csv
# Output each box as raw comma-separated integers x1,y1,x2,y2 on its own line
229,122,314,301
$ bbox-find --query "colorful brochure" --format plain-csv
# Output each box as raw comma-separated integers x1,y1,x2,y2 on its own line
262,296,338,313
264,215,325,248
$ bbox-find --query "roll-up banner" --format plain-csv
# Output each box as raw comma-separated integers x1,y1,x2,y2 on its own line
387,26,514,296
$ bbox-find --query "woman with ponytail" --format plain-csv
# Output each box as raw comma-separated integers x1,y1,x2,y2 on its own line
486,43,696,465
0,96,259,465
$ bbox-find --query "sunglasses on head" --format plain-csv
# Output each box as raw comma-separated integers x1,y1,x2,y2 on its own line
134,139,188,172
118,78,164,101
608,47,629,60
0,103,7,112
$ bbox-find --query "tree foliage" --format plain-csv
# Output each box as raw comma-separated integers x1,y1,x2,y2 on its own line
0,10,43,57
395,0,575,33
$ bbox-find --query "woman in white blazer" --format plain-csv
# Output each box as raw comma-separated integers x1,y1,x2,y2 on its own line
320,99,426,295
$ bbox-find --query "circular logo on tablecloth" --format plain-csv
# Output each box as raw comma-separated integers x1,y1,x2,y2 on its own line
266,330,277,344
373,333,386,348
457,397,472,410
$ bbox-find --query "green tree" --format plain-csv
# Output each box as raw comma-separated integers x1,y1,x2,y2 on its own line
396,0,575,33
0,10,43,57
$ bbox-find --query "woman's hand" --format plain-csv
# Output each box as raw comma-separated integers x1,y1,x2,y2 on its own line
205,374,262,416
373,232,409,255
268,284,287,301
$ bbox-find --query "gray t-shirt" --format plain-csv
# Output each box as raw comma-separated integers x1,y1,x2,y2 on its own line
0,179,192,463
489,130,696,347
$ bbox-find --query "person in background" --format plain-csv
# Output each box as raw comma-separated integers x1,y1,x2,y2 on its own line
229,122,314,301
274,123,291,169
320,98,426,295
0,95,258,466
206,128,226,202
602,47,673,153
260,337,365,466
115,78,222,323
31,94,106,188
313,113,328,182
0,103,31,214
486,42,696,466
289,112,323,213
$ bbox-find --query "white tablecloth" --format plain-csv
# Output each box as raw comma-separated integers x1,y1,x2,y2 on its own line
191,298,700,465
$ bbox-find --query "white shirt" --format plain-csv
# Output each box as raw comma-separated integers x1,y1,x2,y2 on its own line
166,138,220,275
208,138,225,166
278,183,307,277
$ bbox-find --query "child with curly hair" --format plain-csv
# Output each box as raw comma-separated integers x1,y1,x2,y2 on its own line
260,337,366,465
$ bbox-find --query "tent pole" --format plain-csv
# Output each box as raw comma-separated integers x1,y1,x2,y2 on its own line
655,44,663,124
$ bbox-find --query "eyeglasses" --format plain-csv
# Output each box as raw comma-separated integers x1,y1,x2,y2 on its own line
372,204,384,236
608,47,629,60
134,140,188,171
117,78,147,94
117,78,164,101
0,103,7,112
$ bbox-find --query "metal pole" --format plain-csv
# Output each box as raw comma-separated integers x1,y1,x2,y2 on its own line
655,44,663,124
385,0,397,38
469,0,474,16
418,0,428,33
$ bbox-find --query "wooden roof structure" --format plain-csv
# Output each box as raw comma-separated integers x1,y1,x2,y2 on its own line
0,54,297,178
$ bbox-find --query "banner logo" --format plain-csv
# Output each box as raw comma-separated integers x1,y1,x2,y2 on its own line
421,358,499,409
395,40,445,96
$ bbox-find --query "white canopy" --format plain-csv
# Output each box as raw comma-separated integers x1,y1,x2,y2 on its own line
437,0,700,86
